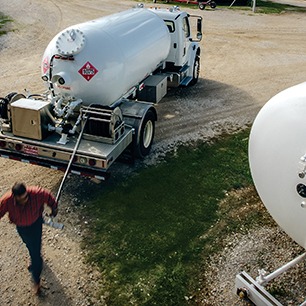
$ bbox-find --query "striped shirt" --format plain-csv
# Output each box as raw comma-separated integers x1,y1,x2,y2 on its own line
0,186,58,227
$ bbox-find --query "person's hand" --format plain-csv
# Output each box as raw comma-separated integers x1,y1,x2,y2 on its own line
51,208,58,218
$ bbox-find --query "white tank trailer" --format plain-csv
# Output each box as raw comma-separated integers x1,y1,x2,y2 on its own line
0,7,203,179
43,9,171,106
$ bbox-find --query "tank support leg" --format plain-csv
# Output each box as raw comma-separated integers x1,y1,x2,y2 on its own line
256,252,306,286
235,252,306,306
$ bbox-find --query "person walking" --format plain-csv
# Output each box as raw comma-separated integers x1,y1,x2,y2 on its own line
0,182,58,295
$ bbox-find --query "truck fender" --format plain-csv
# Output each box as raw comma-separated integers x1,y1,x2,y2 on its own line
120,99,157,158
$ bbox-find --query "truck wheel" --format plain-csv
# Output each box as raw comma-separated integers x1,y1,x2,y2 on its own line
199,3,206,10
137,110,155,158
210,1,217,8
189,54,200,86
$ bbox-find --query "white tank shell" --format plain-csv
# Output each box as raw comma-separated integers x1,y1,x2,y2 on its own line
42,9,171,106
249,82,306,248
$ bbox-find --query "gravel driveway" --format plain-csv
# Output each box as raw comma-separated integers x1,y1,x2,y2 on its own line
0,0,306,304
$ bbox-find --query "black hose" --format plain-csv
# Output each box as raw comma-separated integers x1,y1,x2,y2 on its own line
48,55,57,98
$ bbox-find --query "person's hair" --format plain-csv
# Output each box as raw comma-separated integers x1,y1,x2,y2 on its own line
12,182,27,196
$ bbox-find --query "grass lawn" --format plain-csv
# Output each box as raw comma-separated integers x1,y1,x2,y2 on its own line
231,0,306,13
139,0,306,13
82,129,257,305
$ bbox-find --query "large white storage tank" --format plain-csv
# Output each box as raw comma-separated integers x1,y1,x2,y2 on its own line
249,82,306,249
41,8,171,106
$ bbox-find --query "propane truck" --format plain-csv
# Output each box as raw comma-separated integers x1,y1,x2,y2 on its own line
0,6,202,180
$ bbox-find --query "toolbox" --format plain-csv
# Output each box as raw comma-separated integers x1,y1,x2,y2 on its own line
137,75,168,103
11,98,53,140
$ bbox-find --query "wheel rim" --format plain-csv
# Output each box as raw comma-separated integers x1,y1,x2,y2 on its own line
143,120,153,149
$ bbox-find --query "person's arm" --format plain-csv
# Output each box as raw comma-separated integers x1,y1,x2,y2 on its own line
0,197,8,220
42,189,58,217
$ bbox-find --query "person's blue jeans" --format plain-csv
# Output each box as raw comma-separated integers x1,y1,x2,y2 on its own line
17,217,43,284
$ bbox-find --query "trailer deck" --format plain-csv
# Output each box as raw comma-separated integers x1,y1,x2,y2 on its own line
0,127,134,179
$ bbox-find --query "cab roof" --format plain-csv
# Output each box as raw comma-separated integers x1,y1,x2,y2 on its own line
149,7,187,21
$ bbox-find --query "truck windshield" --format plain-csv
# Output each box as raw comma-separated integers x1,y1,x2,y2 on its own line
164,20,175,33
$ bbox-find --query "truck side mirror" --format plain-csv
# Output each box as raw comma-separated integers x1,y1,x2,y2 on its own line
197,18,202,34
189,15,203,42
196,18,202,41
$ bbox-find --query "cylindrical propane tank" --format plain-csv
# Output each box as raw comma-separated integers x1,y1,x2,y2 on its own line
249,82,306,249
41,8,171,106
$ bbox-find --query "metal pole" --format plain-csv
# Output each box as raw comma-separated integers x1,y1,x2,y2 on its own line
55,115,88,202
257,252,306,286
252,0,256,12
229,0,237,8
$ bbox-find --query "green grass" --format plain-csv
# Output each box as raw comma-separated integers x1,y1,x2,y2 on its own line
82,129,258,305
138,0,306,13
140,0,200,10
0,13,13,36
229,0,306,14
257,0,306,14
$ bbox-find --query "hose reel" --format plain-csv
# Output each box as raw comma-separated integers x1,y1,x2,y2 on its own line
82,105,125,144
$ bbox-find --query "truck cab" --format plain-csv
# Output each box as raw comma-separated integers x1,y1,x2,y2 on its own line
152,7,202,86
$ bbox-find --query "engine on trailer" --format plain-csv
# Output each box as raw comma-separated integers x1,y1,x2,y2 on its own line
0,92,125,145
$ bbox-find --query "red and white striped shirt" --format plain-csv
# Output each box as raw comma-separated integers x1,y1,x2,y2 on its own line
0,186,58,227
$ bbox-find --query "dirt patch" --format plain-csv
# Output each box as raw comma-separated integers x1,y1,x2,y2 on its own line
1,0,306,305
0,160,105,305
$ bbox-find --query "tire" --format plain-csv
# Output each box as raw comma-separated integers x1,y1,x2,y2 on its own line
210,1,217,8
199,3,206,9
189,53,200,86
136,110,155,158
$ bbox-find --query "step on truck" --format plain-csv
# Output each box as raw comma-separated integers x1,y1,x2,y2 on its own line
0,6,202,180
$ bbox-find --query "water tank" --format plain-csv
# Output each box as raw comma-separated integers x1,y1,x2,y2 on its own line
249,82,306,248
41,8,171,106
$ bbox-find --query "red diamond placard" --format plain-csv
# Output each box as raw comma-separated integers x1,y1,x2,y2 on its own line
78,61,99,81
42,57,49,74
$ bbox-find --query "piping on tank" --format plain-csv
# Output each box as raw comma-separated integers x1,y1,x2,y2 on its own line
41,8,171,106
